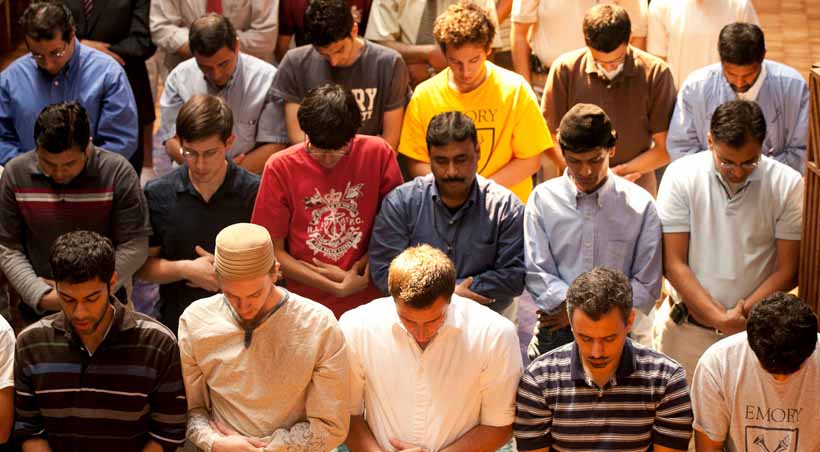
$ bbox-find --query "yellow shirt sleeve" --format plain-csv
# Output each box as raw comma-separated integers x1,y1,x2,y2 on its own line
512,83,553,160
397,93,430,162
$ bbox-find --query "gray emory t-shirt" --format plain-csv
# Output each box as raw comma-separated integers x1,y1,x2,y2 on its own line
270,40,411,136
691,332,820,452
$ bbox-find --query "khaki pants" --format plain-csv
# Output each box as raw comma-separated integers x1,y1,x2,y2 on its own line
652,297,723,385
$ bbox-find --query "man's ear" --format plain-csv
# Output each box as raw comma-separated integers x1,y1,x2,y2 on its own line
109,271,119,290
625,309,636,334
706,133,713,149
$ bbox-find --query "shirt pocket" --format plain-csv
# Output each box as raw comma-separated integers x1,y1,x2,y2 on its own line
464,240,498,275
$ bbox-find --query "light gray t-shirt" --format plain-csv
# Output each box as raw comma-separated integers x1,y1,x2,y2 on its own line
692,332,820,452
270,40,411,136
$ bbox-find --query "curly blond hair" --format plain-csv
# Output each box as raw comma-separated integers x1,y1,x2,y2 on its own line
433,0,495,52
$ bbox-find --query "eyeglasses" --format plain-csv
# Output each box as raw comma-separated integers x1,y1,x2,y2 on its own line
305,141,351,159
181,147,222,160
30,41,69,62
711,147,760,170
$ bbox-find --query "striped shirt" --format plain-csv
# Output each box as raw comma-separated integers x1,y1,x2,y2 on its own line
13,301,187,451
514,339,693,451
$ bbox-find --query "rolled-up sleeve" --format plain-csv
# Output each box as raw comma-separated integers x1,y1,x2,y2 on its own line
150,0,190,54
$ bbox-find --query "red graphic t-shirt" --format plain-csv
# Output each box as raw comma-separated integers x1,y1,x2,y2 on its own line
252,135,403,317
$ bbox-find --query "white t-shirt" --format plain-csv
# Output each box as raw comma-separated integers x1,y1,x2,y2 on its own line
692,332,820,452
648,0,759,87
339,295,523,452
657,152,803,308
511,0,647,67
0,317,12,390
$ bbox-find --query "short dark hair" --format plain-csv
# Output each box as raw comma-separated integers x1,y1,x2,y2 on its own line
719,22,766,66
747,292,818,375
297,83,361,150
709,99,766,148
433,1,495,52
305,0,354,48
189,13,237,57
583,4,631,52
176,95,234,144
50,231,115,285
20,1,74,42
566,267,633,323
426,111,478,152
34,102,91,154
388,245,456,309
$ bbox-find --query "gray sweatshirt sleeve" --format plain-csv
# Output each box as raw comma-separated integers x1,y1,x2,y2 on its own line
0,246,52,314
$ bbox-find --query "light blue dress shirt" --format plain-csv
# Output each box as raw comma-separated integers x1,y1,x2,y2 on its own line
524,171,662,314
0,39,138,164
158,53,288,158
667,60,808,174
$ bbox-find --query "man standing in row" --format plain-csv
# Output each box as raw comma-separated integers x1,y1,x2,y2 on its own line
398,1,554,203
525,104,661,358
515,267,693,452
0,1,138,164
543,4,676,196
655,100,802,381
14,231,187,451
0,102,151,324
253,84,403,318
179,223,349,451
272,0,410,151
140,95,260,335
343,245,522,452
158,14,288,174
668,22,808,174
370,112,525,322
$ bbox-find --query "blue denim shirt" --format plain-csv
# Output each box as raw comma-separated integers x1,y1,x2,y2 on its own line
0,40,138,164
369,174,525,312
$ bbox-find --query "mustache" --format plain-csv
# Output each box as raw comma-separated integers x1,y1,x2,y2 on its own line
442,177,466,183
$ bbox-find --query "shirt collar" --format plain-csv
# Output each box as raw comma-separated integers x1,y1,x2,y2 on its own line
582,46,639,80
709,152,764,195
176,158,237,198
570,338,637,386
562,169,616,209
429,174,480,212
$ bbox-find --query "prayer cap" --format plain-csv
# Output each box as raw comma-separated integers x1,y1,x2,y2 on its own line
214,223,275,280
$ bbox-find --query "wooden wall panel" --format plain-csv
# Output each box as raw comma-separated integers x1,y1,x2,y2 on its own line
799,65,820,317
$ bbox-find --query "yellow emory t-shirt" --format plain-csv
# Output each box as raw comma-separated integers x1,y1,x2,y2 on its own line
398,61,553,201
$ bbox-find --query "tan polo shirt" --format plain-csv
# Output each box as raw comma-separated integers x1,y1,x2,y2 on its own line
542,46,676,167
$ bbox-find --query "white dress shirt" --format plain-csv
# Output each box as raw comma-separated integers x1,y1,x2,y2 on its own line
340,295,523,452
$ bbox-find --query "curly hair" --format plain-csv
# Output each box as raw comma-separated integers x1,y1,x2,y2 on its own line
747,293,818,375
433,0,495,52
565,267,633,323
305,0,354,48
50,231,115,285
